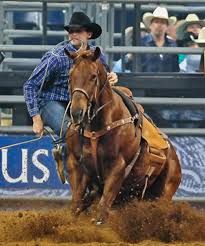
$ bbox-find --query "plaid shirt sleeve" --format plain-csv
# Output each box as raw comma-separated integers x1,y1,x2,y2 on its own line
23,52,60,117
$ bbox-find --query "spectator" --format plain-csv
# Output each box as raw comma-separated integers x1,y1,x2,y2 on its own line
176,14,205,40
161,28,205,128
178,32,201,73
192,27,205,71
141,6,179,72
112,22,149,73
166,16,178,40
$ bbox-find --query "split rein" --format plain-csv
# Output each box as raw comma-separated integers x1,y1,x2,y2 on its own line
0,128,59,150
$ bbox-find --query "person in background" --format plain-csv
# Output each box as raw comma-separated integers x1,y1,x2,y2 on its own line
192,27,205,72
161,27,205,128
23,12,118,183
178,32,200,73
176,14,205,40
166,16,178,40
141,6,179,72
112,22,149,73
176,14,205,73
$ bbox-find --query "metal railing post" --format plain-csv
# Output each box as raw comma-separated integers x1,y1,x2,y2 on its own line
101,3,109,51
132,3,141,72
42,1,47,45
121,3,126,72
0,2,4,45
108,3,115,69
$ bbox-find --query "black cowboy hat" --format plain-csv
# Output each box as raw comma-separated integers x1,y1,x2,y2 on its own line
64,12,102,39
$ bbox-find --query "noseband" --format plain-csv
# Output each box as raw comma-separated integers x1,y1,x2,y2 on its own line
71,88,91,102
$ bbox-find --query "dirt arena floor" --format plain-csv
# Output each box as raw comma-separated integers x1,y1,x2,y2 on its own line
0,198,205,246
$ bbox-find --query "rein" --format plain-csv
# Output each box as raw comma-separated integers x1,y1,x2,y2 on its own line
0,128,58,150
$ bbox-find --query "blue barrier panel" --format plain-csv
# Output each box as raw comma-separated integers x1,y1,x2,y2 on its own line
0,135,70,198
171,136,205,198
0,135,205,198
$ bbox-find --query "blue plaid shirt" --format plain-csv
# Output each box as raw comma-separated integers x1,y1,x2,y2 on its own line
24,42,107,117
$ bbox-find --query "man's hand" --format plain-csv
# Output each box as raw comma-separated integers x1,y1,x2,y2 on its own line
107,72,118,85
32,114,44,136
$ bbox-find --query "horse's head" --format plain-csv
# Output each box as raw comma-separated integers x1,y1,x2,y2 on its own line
65,47,107,125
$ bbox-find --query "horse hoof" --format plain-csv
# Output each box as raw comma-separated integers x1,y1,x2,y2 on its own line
91,218,96,223
74,207,81,215
96,220,103,225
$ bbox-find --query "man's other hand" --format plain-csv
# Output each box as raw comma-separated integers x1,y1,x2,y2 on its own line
107,72,118,85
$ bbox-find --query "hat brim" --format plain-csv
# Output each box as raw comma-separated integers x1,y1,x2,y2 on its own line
143,15,175,28
190,34,205,47
64,22,102,39
176,20,205,40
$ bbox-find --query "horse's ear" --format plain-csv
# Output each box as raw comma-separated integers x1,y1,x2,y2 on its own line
92,47,101,61
64,48,77,60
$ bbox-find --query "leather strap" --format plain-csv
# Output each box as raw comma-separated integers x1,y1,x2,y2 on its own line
83,113,138,139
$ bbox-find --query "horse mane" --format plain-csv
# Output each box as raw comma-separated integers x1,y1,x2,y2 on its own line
74,49,99,63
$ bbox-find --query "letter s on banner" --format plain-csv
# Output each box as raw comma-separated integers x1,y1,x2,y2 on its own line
32,149,50,183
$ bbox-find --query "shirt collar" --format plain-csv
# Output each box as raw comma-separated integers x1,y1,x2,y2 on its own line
146,33,172,45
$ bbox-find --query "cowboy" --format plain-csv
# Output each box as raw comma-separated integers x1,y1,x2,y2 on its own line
176,14,205,40
23,12,118,182
176,14,205,73
141,6,179,72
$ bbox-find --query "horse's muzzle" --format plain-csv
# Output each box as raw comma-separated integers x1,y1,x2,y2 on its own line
70,108,85,124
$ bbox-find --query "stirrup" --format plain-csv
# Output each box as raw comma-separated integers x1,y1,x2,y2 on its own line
52,147,66,184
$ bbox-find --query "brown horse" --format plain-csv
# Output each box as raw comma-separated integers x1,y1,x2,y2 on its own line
64,47,181,224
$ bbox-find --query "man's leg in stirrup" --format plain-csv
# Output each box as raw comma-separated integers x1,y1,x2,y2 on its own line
40,100,70,184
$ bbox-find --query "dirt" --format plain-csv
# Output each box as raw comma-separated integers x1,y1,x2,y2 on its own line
0,199,205,246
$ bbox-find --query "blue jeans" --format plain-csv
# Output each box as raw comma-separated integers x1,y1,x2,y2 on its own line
39,100,70,179
39,100,69,138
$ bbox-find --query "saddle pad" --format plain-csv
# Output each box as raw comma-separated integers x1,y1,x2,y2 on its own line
142,115,168,150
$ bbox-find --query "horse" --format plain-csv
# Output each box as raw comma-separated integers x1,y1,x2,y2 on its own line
64,47,181,224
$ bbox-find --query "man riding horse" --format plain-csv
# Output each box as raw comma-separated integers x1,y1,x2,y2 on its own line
23,12,118,182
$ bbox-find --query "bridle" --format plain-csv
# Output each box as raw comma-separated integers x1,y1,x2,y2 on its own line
69,66,111,124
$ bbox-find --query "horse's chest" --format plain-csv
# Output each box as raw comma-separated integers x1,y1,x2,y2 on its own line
82,140,111,160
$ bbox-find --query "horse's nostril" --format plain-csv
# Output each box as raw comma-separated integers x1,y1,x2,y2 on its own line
71,109,85,123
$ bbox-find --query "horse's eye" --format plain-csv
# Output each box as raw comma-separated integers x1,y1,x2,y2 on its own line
90,74,97,81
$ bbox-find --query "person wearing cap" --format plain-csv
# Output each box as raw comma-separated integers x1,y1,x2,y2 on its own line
176,14,205,40
23,12,118,183
141,6,179,72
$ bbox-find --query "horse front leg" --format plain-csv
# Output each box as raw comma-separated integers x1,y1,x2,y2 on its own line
67,153,89,215
96,154,126,224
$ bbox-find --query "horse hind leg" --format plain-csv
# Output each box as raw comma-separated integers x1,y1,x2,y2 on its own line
160,157,181,200
147,146,181,201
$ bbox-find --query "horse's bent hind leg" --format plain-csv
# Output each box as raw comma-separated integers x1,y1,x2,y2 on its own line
148,146,181,200
161,157,181,200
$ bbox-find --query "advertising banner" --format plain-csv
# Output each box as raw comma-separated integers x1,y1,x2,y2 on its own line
0,135,205,198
